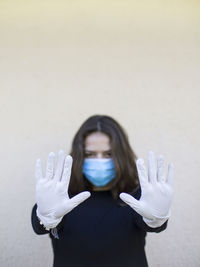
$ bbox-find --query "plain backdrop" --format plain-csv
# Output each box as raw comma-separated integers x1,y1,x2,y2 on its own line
0,0,200,266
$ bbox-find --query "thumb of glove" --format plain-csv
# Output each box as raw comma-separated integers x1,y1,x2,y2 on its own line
54,191,91,218
119,192,141,213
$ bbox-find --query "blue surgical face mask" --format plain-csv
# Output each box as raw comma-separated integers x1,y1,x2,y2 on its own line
82,158,116,187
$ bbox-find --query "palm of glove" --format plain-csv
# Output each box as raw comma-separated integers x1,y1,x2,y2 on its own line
36,177,70,218
120,151,174,221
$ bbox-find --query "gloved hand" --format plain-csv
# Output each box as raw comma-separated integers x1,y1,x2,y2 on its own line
35,150,91,230
120,151,174,228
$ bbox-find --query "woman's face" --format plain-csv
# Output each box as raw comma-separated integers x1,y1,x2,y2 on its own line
84,132,111,159
84,132,116,191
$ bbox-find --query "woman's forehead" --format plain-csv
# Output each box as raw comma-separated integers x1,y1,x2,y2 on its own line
84,132,110,150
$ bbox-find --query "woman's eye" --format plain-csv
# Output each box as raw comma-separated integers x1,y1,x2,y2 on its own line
85,153,94,157
84,152,111,158
104,153,111,157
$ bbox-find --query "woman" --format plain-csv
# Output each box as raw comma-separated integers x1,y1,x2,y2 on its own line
31,115,174,267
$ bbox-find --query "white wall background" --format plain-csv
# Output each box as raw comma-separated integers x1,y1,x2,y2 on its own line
0,0,199,266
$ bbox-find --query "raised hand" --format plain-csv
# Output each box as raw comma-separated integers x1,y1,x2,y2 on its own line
35,150,91,229
120,151,174,227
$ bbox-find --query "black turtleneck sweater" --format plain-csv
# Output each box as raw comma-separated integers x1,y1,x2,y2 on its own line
31,187,168,267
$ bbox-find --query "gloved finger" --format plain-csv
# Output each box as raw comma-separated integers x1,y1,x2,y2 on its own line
45,152,55,180
119,192,141,211
69,191,91,209
54,191,91,217
35,159,43,182
166,163,174,187
54,150,65,182
148,151,157,184
60,155,73,189
157,154,165,182
136,158,148,189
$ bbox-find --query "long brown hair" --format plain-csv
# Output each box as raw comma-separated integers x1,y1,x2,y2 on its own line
69,115,139,203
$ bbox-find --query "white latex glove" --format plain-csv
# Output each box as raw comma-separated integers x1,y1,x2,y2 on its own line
35,150,91,230
120,151,174,228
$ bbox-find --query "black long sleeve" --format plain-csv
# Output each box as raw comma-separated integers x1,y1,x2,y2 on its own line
31,188,168,267
31,204,49,235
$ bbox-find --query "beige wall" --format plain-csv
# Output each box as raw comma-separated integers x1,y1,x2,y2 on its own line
0,1,199,266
